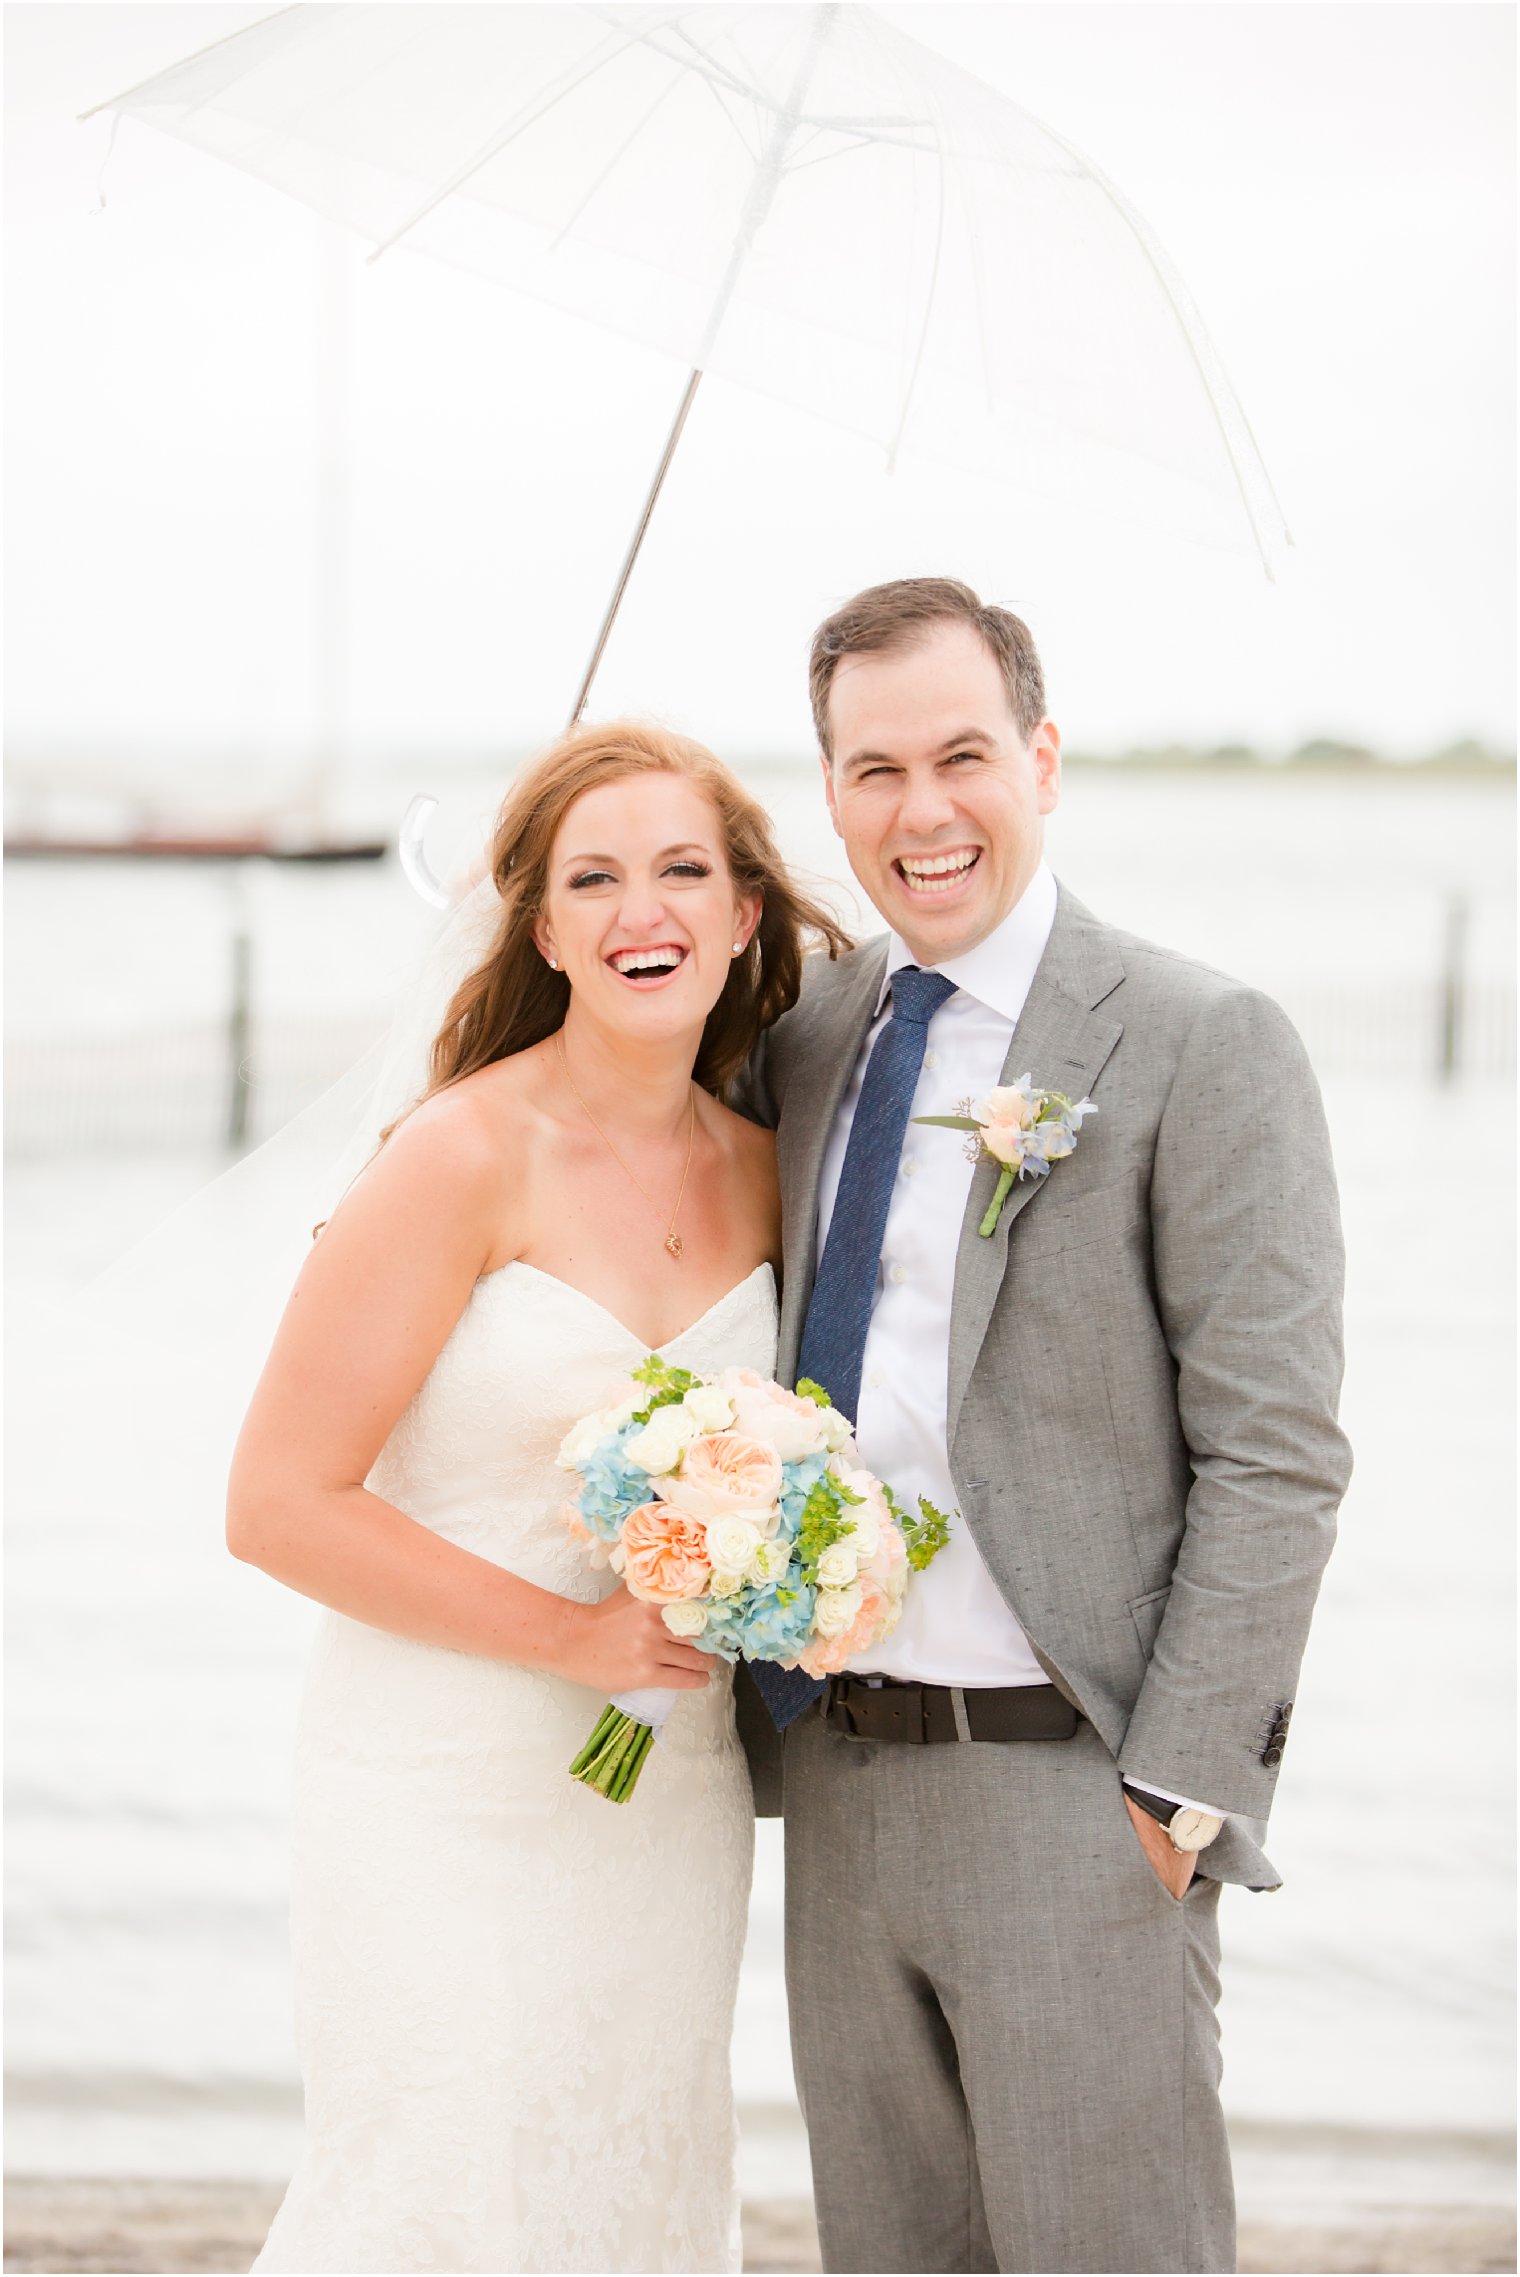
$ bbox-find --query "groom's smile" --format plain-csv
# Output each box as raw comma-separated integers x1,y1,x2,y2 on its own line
820,620,1061,966
895,845,981,895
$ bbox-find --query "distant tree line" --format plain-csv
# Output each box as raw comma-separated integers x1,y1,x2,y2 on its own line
1063,738,1514,772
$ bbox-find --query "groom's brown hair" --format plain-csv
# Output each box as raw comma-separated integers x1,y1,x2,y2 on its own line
809,579,1046,757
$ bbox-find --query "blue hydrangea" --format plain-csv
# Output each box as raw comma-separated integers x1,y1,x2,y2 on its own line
575,1425,654,1542
692,1598,747,1664
777,1451,830,1535
734,1578,818,1664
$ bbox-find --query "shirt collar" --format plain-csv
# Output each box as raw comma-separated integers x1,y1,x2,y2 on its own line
878,861,1058,1025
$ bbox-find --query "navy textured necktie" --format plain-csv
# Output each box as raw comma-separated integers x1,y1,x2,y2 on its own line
750,964,956,1732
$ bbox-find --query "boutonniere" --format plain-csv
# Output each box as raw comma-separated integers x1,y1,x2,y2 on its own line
915,1075,1097,1237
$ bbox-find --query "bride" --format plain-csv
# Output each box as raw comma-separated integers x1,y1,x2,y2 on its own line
228,720,847,2275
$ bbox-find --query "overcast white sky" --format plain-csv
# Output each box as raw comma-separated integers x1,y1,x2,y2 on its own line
5,2,1515,786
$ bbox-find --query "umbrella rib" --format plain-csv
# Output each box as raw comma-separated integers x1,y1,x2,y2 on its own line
645,22,773,113
78,2,302,120
784,130,882,176
874,26,947,473
684,57,764,167
635,26,825,167
1031,116,1289,571
549,71,684,250
366,10,691,263
864,15,996,421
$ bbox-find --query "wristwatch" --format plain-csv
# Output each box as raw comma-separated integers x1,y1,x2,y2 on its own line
1122,1782,1224,1855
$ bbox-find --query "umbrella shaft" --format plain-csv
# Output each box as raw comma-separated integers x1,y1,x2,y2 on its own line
567,366,704,729
566,5,837,729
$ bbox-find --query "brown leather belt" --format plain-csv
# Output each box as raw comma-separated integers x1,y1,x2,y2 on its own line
823,1675,1079,1745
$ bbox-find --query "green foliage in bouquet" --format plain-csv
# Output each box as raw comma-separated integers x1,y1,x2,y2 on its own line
883,1483,955,1572
627,1353,699,1427
793,1470,863,1585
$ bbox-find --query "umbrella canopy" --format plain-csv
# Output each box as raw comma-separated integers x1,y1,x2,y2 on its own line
89,3,1289,574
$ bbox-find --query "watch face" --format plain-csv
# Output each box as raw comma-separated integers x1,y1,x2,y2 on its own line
1170,1809,1223,1853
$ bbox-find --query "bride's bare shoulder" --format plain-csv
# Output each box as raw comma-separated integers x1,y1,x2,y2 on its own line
347,1052,552,1221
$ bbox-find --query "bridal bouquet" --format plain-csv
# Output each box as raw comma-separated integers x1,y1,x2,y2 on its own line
556,1357,949,1801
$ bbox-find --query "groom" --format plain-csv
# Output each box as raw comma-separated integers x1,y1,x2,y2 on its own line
735,579,1351,2274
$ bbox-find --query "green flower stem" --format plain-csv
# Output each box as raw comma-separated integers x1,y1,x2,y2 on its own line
570,1706,657,1803
568,1703,620,1778
978,1166,1017,1238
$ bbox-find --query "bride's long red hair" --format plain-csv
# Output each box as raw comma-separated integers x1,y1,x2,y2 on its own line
415,721,850,1112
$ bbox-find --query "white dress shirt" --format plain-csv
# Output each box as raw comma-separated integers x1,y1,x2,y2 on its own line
815,863,1221,1822
817,864,1058,1687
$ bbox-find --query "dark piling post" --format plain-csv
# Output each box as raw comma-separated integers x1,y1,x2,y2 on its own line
228,915,253,1149
1437,894,1469,1084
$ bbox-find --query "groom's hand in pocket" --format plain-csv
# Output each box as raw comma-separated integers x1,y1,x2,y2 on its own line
1123,1793,1197,1900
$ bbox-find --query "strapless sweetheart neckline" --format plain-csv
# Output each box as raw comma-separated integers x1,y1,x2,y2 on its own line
482,1258,775,1356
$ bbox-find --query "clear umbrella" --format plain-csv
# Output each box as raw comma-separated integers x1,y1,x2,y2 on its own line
87,1,1291,733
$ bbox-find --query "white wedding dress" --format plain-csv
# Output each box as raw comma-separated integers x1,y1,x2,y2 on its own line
253,1260,775,2276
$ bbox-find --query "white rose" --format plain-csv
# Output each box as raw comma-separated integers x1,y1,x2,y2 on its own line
843,1504,879,1560
813,1583,864,1639
624,1405,699,1476
705,1515,762,1576
747,1537,792,1587
817,1406,855,1455
681,1384,736,1433
661,1601,709,1638
708,1565,746,1600
556,1410,612,1472
816,1540,860,1588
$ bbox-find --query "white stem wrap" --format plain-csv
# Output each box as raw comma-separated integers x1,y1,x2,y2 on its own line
608,1687,679,1734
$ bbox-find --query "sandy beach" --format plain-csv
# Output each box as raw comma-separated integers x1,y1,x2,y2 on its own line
4,2161,1516,2275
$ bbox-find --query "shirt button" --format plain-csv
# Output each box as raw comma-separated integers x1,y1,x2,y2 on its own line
868,1371,884,1390
889,1264,908,1285
923,1050,939,1070
902,1157,919,1177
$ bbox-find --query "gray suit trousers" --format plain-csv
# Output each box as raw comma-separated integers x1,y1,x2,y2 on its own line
783,1707,1235,2274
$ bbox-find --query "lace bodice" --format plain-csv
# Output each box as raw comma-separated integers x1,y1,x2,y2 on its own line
252,1261,776,2275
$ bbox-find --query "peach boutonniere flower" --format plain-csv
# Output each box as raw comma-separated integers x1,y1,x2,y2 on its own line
915,1074,1097,1237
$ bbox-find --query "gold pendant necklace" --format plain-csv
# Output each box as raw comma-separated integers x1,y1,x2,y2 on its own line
555,1032,696,1260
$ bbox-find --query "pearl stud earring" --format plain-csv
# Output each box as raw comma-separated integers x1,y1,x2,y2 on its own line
731,942,744,956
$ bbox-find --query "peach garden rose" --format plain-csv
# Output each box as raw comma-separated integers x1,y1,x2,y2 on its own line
618,1503,711,1604
659,1431,783,1524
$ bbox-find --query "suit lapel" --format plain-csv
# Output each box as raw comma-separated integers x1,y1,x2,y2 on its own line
946,890,1126,1444
776,938,889,1379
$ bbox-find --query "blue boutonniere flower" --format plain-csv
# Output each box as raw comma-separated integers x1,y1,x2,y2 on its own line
914,1073,1097,1237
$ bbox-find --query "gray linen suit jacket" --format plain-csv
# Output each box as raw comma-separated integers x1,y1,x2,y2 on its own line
734,883,1352,1889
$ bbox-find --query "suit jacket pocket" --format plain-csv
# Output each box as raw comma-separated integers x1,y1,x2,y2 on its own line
1010,1171,1144,1262
1129,1584,1172,1658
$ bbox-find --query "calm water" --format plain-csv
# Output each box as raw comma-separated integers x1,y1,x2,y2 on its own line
5,765,1514,2179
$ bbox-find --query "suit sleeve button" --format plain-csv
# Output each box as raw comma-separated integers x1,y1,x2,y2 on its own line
1262,1745,1284,1767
